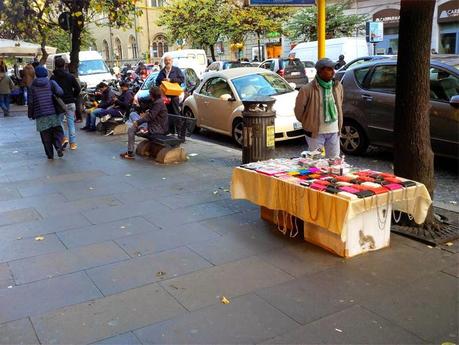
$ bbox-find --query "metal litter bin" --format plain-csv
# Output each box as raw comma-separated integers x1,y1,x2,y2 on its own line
242,97,276,164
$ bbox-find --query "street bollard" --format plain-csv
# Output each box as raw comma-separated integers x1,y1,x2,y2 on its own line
242,97,276,164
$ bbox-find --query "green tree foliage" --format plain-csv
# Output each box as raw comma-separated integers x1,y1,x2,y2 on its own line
284,1,367,42
158,0,229,61
46,29,95,54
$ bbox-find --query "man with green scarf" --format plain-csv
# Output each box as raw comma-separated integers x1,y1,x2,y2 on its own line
294,58,343,158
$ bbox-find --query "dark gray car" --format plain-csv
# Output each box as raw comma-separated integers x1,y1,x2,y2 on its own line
340,56,459,159
334,55,394,81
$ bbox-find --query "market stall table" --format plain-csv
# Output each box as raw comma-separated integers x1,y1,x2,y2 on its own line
231,160,432,257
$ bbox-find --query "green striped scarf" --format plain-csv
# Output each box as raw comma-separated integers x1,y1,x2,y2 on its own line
316,76,337,124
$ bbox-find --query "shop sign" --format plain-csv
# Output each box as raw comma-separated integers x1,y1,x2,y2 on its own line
249,0,314,6
366,21,384,43
373,8,400,28
266,31,281,38
438,0,459,24
266,126,275,148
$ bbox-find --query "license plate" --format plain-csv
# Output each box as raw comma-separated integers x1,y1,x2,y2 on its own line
290,72,300,76
293,122,302,130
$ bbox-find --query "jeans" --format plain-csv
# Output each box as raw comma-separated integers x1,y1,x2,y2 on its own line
60,103,76,144
0,94,10,116
127,112,143,153
305,132,340,158
87,108,106,129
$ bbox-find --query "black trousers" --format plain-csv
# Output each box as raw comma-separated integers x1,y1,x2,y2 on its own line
39,126,64,158
166,96,182,135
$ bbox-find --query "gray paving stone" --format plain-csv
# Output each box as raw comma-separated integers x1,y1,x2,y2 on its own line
0,272,102,324
0,208,41,227
87,246,212,296
263,305,424,344
0,318,40,345
362,272,458,344
160,256,293,311
258,242,343,278
188,223,288,265
143,201,238,229
92,332,141,345
57,217,158,248
60,180,135,202
81,199,172,225
0,193,66,213
9,241,130,285
0,186,20,202
0,234,66,263
0,213,91,241
115,223,221,257
135,293,299,344
31,284,186,345
256,265,398,325
159,189,231,209
36,195,124,218
197,209,263,235
0,264,13,289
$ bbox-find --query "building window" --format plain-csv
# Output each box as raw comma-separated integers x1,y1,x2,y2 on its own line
150,0,164,7
152,34,168,58
129,35,138,59
114,37,123,60
102,40,109,60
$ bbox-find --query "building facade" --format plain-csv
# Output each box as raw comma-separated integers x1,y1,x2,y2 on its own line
87,0,176,67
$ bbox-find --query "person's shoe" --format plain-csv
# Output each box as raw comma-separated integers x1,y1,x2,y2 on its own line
4,111,9,117
70,143,78,150
120,152,135,160
105,129,114,136
57,149,64,158
87,127,97,132
47,156,54,160
61,137,69,149
80,126,90,130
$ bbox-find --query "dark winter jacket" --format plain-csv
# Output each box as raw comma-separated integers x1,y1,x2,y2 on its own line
50,68,81,104
0,73,14,94
99,87,115,109
114,89,134,114
28,77,63,119
136,98,168,135
155,66,185,87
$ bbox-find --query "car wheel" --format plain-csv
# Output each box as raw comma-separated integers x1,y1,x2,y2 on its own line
183,107,200,134
232,118,243,146
340,120,368,155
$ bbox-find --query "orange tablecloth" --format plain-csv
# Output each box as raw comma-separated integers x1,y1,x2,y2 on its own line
231,167,432,239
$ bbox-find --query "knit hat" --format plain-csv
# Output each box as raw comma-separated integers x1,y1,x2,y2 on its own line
35,66,48,78
315,58,335,71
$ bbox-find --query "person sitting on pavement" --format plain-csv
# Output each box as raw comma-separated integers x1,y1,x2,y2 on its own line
81,82,114,131
102,81,134,136
294,58,343,159
51,57,81,150
120,86,168,160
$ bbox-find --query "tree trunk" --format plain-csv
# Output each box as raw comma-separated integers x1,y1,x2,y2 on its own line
69,22,82,76
209,44,216,62
394,0,436,226
39,41,48,66
257,32,261,61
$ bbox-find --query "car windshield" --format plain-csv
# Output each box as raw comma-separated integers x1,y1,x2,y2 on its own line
78,60,110,76
232,73,293,99
141,72,159,90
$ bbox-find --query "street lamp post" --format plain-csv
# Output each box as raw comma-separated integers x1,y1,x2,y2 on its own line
317,0,326,59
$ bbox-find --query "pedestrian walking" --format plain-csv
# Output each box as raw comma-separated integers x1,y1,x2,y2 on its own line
50,57,81,150
21,63,36,104
294,58,343,158
28,66,65,160
0,65,14,117
335,55,346,70
120,86,168,160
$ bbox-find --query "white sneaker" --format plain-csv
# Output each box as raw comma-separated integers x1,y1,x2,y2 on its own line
105,129,114,136
100,115,111,123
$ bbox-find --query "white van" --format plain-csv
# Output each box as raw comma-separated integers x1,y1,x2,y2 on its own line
160,49,207,76
290,37,370,66
46,51,114,88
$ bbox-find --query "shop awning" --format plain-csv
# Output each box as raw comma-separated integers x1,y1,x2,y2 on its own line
0,39,57,57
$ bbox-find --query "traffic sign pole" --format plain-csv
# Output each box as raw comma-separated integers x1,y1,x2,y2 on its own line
317,0,326,59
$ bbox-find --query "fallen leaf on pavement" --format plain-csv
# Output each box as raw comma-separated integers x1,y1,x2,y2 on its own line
188,153,198,157
125,173,131,177
156,271,166,277
221,296,230,304
16,237,23,240
88,187,95,190
427,245,433,249
35,236,44,241
335,328,343,333
162,177,167,180
213,191,219,195
223,189,230,192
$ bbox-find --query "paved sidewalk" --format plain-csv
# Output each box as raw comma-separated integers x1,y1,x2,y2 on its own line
0,112,457,345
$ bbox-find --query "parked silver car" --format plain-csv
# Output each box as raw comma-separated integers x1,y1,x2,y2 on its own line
340,55,459,159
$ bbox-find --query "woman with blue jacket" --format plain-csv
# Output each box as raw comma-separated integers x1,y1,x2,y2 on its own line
28,66,65,159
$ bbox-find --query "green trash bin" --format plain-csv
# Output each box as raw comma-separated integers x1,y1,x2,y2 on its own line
242,97,276,164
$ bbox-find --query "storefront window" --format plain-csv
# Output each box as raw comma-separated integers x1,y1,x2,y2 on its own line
439,33,457,54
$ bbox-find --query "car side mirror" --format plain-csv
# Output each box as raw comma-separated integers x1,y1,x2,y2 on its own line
450,95,459,108
220,94,235,101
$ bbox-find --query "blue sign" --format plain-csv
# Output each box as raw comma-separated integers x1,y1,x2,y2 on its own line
249,0,315,6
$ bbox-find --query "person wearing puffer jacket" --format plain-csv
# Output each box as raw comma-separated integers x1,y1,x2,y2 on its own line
28,66,65,160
